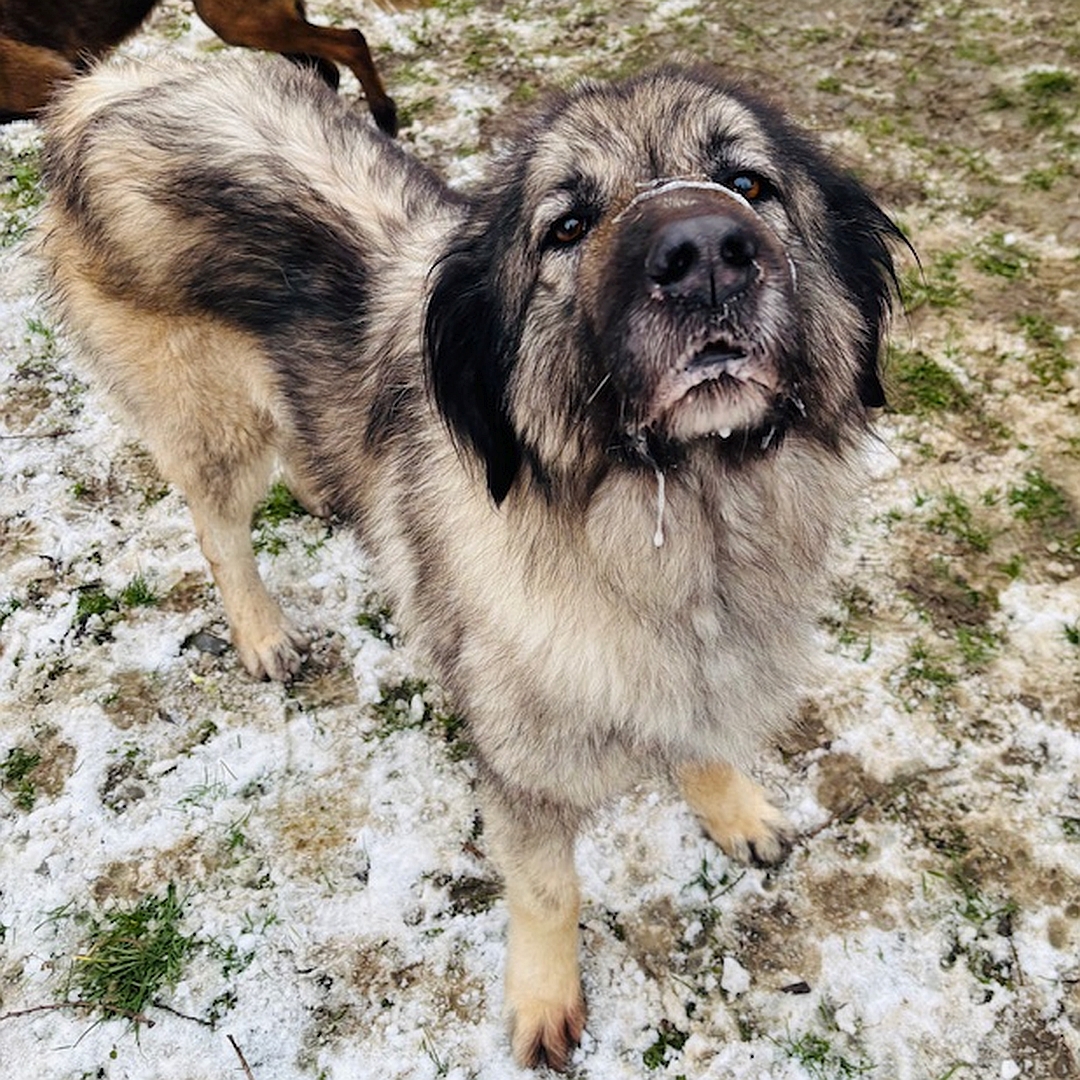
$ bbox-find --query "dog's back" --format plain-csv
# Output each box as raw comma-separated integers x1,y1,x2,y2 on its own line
40,55,453,679
43,55,443,312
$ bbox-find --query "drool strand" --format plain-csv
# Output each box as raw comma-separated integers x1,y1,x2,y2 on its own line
652,466,666,548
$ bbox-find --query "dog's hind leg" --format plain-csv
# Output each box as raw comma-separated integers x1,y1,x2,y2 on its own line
483,788,587,1071
179,453,309,683
86,314,309,682
192,0,398,136
0,38,77,120
679,761,793,867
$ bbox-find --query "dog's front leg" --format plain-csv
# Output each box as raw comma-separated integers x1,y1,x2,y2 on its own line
483,787,586,1071
678,761,793,867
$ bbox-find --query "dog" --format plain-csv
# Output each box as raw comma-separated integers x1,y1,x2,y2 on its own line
0,0,397,133
39,54,903,1069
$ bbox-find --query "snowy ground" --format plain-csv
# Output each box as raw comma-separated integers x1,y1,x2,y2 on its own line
1,1,1078,1078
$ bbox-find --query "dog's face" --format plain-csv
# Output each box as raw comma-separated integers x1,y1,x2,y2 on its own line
426,64,902,501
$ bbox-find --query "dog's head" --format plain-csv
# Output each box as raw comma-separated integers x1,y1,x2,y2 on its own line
425,63,904,503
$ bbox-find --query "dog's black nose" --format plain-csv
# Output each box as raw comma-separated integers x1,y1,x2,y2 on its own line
646,214,759,307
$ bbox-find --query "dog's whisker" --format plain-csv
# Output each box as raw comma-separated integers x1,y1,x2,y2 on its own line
583,371,613,408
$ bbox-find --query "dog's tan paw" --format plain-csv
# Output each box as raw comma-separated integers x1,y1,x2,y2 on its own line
234,621,308,682
680,762,794,868
510,991,586,1072
708,794,793,868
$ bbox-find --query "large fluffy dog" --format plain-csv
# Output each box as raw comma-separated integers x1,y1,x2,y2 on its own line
40,56,901,1069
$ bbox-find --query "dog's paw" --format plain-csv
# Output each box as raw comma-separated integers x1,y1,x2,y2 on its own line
235,621,308,682
680,762,795,868
509,991,586,1072
707,793,794,868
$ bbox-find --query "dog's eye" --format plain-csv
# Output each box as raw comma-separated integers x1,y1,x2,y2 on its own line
546,213,590,249
729,173,766,201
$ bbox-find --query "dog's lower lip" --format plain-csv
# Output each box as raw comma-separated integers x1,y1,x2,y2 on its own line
686,346,748,380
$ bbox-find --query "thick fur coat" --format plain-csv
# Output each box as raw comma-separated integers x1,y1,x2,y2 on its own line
40,55,901,1068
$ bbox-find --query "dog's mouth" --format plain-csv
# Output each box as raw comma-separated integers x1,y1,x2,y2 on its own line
638,336,785,441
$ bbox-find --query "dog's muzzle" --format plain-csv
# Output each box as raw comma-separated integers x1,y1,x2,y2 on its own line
592,181,797,446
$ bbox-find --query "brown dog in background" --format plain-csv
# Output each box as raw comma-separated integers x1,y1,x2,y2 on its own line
0,0,397,133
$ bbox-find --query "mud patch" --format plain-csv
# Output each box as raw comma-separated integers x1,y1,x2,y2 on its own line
276,788,369,879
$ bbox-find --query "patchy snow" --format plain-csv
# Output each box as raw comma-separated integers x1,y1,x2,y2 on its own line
2,1,1079,1079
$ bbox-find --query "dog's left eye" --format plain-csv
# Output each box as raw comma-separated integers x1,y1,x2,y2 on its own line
729,173,765,200
726,172,773,202
546,213,590,249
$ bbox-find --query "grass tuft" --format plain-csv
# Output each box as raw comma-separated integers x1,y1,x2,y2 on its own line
69,884,195,1024
1,746,42,811
0,146,43,247
886,347,970,414
642,1020,689,1070
253,481,308,554
1007,469,1070,526
369,677,472,760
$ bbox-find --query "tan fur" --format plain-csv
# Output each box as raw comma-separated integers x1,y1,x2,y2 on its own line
38,56,901,1068
679,761,793,865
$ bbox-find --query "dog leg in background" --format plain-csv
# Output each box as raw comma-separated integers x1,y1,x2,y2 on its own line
679,761,793,866
0,37,77,119
192,0,398,136
148,413,309,681
484,790,587,1071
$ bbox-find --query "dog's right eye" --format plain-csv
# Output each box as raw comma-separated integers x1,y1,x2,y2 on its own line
546,213,590,249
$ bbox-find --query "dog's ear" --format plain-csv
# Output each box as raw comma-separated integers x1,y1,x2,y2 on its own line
425,239,523,504
824,176,908,410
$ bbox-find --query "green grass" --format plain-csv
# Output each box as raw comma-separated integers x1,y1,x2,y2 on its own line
253,481,308,555
75,585,119,627
642,1020,689,1070
1007,469,1070,526
954,626,1001,670
1023,161,1076,192
75,576,159,633
370,676,434,736
1017,313,1072,388
900,249,967,313
822,583,875,660
17,317,63,381
118,576,158,609
972,231,1037,280
1022,69,1078,130
886,347,970,414
369,677,472,760
0,595,21,632
901,639,957,698
69,884,195,1024
356,597,398,644
1,746,42,811
925,491,994,554
779,1029,874,1079
0,146,43,247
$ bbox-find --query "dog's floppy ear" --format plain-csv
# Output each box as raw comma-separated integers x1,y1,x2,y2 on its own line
823,175,908,410
425,238,523,504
